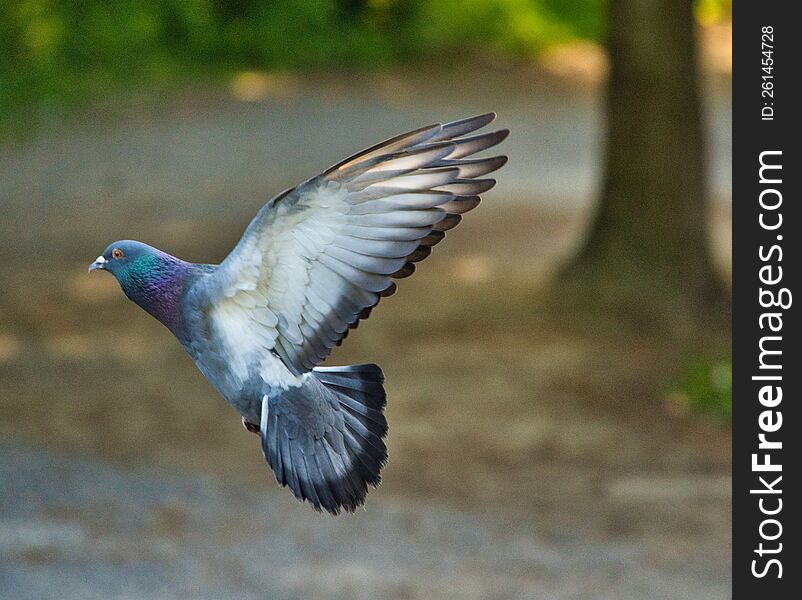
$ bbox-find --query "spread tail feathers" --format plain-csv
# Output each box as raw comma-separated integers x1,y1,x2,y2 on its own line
260,364,388,514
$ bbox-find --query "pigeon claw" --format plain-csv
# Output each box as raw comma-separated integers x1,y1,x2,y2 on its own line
241,417,261,435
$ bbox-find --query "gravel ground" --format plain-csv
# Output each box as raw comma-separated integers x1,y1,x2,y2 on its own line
1,444,730,600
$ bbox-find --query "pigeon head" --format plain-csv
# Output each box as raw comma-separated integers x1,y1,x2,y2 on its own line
89,240,192,333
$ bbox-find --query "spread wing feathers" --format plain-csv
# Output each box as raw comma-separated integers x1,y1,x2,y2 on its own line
206,114,508,377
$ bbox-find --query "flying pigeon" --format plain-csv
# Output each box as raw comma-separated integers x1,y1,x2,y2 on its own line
89,113,508,513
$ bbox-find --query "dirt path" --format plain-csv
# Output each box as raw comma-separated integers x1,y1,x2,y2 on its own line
1,442,729,600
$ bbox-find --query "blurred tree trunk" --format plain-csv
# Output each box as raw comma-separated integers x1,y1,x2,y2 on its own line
562,0,729,334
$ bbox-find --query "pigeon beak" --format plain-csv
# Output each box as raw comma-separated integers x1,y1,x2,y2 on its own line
88,256,107,273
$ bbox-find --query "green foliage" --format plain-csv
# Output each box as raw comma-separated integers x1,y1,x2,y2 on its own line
396,0,605,59
0,0,730,131
671,354,732,421
0,0,604,124
696,0,731,24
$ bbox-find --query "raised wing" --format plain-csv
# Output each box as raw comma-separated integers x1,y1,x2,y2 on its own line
205,114,508,377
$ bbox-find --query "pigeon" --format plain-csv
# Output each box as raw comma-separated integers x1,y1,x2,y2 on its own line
89,113,508,513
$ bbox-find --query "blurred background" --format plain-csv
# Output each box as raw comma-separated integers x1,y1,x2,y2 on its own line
1,1,731,598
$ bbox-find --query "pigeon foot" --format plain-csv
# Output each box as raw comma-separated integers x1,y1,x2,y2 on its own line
241,417,260,434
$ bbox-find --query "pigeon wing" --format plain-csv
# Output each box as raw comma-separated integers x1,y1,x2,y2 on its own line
202,114,508,376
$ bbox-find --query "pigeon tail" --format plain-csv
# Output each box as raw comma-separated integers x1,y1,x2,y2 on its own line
260,364,387,514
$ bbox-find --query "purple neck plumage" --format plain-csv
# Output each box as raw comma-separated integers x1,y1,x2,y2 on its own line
117,250,196,338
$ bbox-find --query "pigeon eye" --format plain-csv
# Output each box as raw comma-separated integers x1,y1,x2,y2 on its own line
111,248,124,260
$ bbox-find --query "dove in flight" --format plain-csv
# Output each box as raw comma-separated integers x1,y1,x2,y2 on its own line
89,113,508,513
